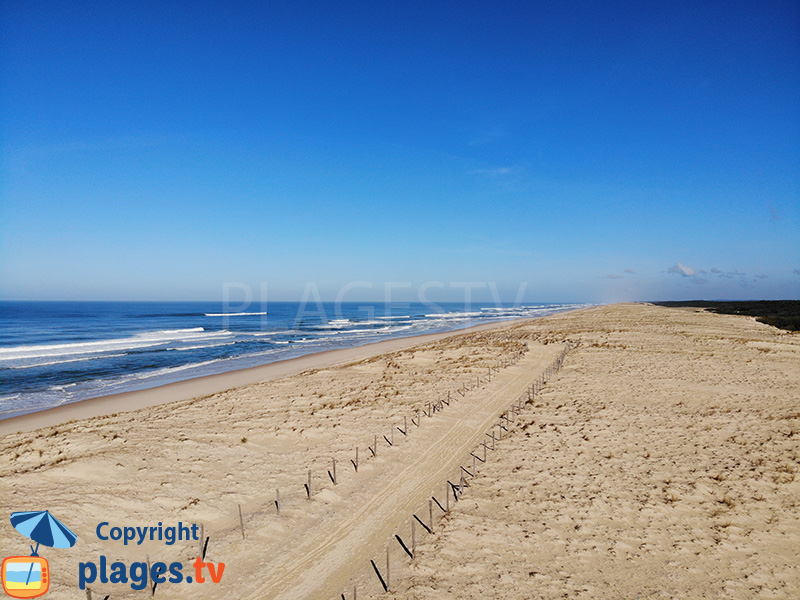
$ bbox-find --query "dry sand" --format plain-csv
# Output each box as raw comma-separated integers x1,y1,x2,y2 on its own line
389,304,800,600
1,304,798,599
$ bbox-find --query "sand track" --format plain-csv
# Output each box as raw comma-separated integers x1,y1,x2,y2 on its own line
255,344,562,599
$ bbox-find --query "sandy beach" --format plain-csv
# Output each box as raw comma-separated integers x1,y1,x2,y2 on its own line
1,304,798,599
390,304,800,599
0,318,526,436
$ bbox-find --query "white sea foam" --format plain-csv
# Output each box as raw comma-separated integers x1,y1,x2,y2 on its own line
166,342,238,351
204,312,268,317
6,353,129,369
303,318,398,330
315,320,354,329
315,325,395,336
0,328,231,361
243,330,295,337
86,358,230,390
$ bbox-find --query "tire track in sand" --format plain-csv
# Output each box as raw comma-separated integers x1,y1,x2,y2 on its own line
250,343,564,600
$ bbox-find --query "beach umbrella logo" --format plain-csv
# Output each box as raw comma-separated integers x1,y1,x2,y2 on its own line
2,510,77,599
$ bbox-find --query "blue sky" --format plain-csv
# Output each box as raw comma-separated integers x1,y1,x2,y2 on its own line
1,0,798,302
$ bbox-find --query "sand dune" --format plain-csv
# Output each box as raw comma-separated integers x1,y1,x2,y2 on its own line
389,304,800,599
1,304,798,599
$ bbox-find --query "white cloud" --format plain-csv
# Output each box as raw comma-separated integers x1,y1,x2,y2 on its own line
667,262,707,284
668,262,696,277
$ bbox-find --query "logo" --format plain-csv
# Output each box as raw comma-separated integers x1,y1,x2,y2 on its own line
79,521,225,592
3,511,77,599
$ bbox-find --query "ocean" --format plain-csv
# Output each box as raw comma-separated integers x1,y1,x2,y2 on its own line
0,301,584,419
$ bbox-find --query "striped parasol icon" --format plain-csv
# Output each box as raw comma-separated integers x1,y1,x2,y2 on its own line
10,511,77,585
